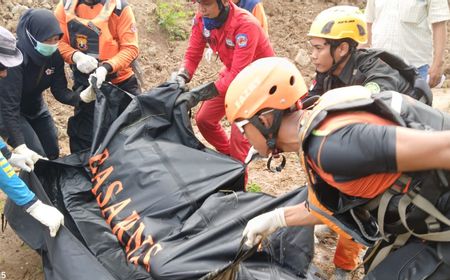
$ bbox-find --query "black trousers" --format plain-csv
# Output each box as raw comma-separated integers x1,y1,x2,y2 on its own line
20,110,59,159
67,75,141,153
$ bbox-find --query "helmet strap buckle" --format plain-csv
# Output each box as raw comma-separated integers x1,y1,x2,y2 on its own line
249,110,286,172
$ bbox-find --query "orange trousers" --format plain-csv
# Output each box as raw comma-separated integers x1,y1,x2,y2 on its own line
334,235,364,271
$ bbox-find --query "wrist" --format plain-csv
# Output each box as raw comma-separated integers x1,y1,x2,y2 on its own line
274,208,287,228
25,199,42,213
13,144,27,153
22,196,38,211
100,62,113,73
72,51,82,63
177,68,191,82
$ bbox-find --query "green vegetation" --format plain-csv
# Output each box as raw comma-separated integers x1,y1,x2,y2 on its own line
247,182,262,193
156,1,193,40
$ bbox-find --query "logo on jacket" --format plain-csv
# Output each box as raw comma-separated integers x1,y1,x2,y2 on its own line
75,34,88,51
45,67,55,75
235,34,248,48
225,38,235,48
203,28,211,38
364,82,381,94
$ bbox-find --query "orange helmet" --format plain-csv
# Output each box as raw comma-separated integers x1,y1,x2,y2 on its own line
225,57,308,123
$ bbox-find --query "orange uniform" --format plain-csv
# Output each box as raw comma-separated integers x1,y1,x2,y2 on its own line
54,0,138,84
236,0,268,35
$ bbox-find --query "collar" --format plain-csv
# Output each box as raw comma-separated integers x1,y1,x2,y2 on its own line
334,52,357,85
221,1,236,31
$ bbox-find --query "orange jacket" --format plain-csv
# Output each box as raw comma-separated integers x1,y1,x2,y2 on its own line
237,1,268,35
54,0,138,84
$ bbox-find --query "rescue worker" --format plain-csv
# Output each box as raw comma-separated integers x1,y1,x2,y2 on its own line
232,0,268,35
226,57,450,279
55,0,140,153
172,0,274,166
0,25,64,238
0,9,90,167
308,6,432,106
307,6,431,275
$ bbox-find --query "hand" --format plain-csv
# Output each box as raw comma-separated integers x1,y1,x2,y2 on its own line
26,200,64,237
91,66,108,88
13,144,44,166
169,71,187,90
79,85,95,103
428,64,444,88
8,153,33,172
72,51,98,74
242,208,287,247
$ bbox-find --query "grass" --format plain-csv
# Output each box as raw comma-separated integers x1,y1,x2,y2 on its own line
156,1,193,40
247,182,262,193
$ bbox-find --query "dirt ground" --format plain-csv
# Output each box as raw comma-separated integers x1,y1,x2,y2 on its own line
1,0,450,279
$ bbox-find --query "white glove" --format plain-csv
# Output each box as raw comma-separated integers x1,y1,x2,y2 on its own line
8,153,33,172
72,51,98,74
26,200,64,237
13,144,44,166
245,146,260,164
79,84,96,103
91,66,108,88
242,208,287,247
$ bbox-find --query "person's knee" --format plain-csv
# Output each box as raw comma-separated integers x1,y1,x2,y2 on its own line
195,111,213,129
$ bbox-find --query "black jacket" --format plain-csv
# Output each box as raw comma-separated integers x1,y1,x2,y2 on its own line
310,49,413,97
0,9,80,148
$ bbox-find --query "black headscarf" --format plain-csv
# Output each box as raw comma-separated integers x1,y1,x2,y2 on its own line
16,9,63,66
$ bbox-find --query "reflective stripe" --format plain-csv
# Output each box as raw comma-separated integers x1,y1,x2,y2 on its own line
390,91,403,114
64,0,72,10
311,129,328,137
3,164,12,173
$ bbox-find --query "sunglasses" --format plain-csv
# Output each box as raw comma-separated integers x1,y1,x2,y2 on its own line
0,64,7,71
235,109,275,134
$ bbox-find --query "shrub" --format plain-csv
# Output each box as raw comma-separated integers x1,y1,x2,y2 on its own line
156,1,193,40
247,182,262,193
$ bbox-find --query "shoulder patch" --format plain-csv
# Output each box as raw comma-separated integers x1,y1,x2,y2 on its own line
235,33,248,48
364,82,381,94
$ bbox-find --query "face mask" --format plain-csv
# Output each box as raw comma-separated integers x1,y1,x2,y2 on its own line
26,29,58,57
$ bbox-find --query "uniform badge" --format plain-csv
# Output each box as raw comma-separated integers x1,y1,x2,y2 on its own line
45,67,55,75
225,38,235,47
75,34,88,52
235,34,248,48
130,24,137,33
364,82,381,94
203,28,211,38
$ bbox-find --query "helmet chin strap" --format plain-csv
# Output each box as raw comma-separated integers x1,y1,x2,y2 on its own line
248,110,286,172
326,40,354,75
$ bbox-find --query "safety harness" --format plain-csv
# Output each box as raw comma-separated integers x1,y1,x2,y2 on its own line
300,87,450,271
